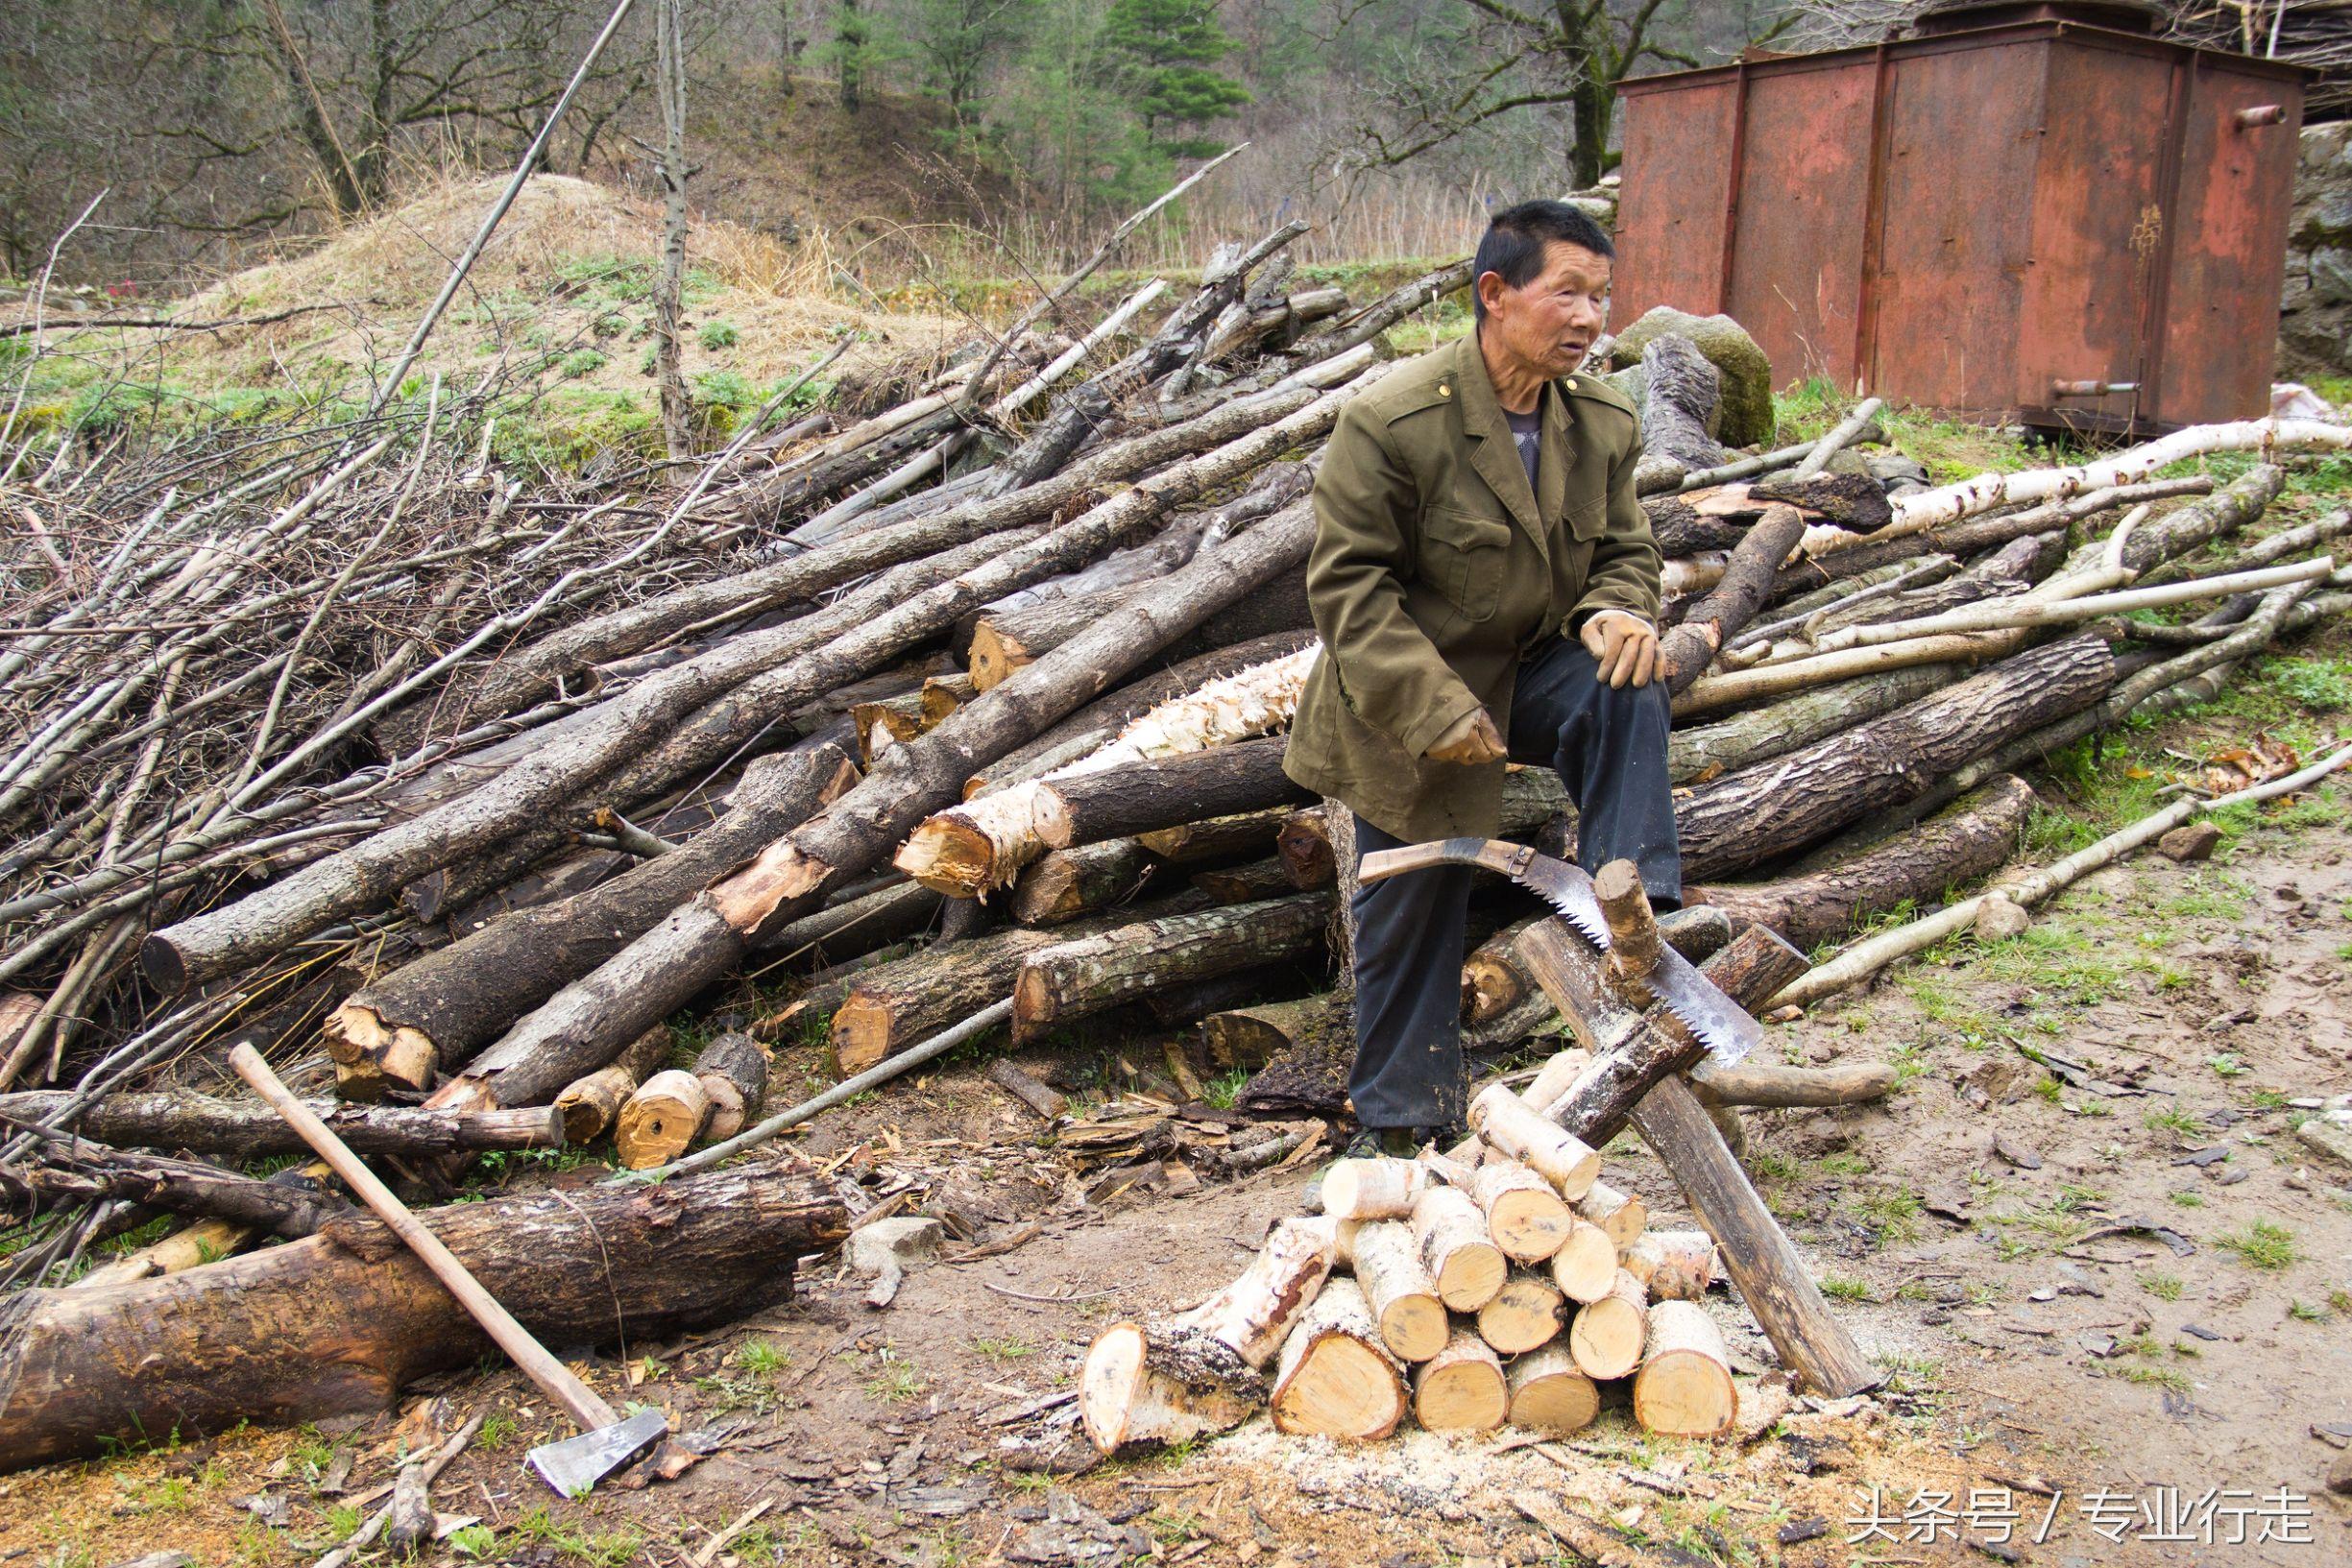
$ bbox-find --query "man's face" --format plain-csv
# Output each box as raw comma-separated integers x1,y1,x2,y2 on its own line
1478,239,1612,380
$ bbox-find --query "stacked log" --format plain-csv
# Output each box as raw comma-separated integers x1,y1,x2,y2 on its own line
1078,1037,1751,1447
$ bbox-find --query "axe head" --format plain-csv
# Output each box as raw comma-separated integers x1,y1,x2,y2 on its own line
526,1407,667,1497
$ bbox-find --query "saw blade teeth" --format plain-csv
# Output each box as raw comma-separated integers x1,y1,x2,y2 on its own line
1542,894,1612,949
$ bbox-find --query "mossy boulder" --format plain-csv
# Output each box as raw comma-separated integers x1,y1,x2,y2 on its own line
1606,308,1775,448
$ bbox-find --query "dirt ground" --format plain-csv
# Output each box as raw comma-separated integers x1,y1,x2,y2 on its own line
8,802,2348,1568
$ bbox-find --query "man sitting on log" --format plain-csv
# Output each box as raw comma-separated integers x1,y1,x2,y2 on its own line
1284,199,1678,1155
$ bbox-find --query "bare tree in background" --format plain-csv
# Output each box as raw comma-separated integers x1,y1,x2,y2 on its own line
653,0,693,456
1340,0,1796,189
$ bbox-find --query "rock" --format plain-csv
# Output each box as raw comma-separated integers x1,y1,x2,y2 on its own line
1607,308,1775,446
850,1216,946,1308
1992,1132,2042,1171
2158,822,2222,862
1974,897,2031,942
2332,1446,2352,1498
1864,451,1929,487
2314,247,2352,306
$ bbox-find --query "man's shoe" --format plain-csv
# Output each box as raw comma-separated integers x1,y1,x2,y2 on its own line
1342,1125,1459,1160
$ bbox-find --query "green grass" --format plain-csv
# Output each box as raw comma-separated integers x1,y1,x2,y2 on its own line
476,1411,519,1449
1818,1275,1873,1302
2289,1299,2329,1322
2144,1105,2202,1135
738,1340,791,1376
1200,1067,1249,1110
970,1336,1035,1364
698,320,740,350
2139,1270,2184,1301
2216,1219,2297,1269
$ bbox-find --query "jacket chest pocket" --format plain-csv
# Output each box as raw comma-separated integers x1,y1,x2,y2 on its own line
1417,505,1513,622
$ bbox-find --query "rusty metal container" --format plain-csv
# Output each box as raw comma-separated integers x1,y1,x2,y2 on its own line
1613,3,2307,435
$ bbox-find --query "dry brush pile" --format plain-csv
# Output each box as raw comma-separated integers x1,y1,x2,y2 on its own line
3,196,2351,1466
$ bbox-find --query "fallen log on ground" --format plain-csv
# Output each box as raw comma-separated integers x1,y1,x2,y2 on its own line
1012,892,1332,1043
1033,736,1311,850
0,1163,845,1469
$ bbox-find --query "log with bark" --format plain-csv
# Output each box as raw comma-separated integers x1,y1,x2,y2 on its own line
1032,736,1312,850
1009,839,1159,926
0,1164,844,1469
0,1090,562,1159
1011,892,1331,1044
552,1025,674,1144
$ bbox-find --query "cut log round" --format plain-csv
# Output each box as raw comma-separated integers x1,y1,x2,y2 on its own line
1571,1180,1646,1251
691,1031,770,1141
1321,1157,1428,1221
1471,1158,1574,1264
1566,1268,1650,1381
1633,1301,1736,1437
1411,1330,1508,1433
1079,1321,1266,1457
1621,1230,1718,1304
1202,993,1340,1073
831,924,1078,1074
1344,1220,1448,1363
1475,1271,1565,1355
1269,1279,1407,1439
1462,918,1540,1024
1547,1218,1621,1306
1410,1184,1507,1313
1468,1084,1600,1199
613,1069,709,1170
1274,809,1334,889
1506,1343,1601,1435
0,1165,844,1469
552,1025,673,1144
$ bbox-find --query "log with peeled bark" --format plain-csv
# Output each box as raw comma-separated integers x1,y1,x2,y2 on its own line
553,1025,674,1144
1633,1300,1736,1436
1320,1157,1428,1220
1270,1278,1408,1438
1009,839,1156,926
1412,1330,1508,1432
0,1090,562,1160
1079,1216,1336,1454
429,453,1335,1118
1620,1230,1718,1302
0,1164,844,1469
1685,774,2037,949
1574,1179,1645,1249
1566,1267,1649,1380
899,643,1314,898
1689,1059,1898,1109
1342,1219,1448,1363
1033,736,1311,850
148,380,1347,994
1011,892,1331,1044
1678,636,2117,880
1471,1156,1574,1263
1659,504,1808,694
965,631,1315,800
1506,1343,1600,1434
1477,1271,1566,1355
1411,1184,1507,1312
691,1031,769,1141
324,748,855,1097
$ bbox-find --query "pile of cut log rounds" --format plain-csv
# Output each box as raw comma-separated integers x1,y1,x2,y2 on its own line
1079,1042,1742,1450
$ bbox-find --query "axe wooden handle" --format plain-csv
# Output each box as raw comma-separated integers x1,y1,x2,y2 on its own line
229,1043,620,1434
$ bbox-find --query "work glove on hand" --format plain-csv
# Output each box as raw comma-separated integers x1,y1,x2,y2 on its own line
1423,707,1507,765
1581,609,1661,689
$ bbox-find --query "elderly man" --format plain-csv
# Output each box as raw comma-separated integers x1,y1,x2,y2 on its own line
1283,199,1679,1157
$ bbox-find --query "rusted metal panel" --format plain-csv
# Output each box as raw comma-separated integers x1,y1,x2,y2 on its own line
2150,61,2304,425
1610,77,1739,328
2017,38,2176,429
1866,36,2050,414
1614,14,2308,435
1724,57,1879,388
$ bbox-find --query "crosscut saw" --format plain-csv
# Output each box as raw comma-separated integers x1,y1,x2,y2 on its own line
1356,837,1761,1066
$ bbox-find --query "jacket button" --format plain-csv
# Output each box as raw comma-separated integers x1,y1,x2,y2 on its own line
1438,383,1449,397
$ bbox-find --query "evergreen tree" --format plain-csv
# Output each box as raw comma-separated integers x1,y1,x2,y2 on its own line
1099,0,1250,159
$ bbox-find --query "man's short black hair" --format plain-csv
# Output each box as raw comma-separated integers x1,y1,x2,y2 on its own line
1472,200,1615,322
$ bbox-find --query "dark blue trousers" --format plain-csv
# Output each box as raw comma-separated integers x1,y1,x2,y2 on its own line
1346,637,1680,1130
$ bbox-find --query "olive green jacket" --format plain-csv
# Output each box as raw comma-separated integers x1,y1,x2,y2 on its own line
1283,330,1661,843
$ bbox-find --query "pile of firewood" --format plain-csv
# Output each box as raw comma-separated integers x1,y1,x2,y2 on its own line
1081,1042,1738,1450
6,166,2352,1466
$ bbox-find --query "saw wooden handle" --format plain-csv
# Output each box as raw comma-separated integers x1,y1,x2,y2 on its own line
1358,838,1528,885
229,1043,619,1434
